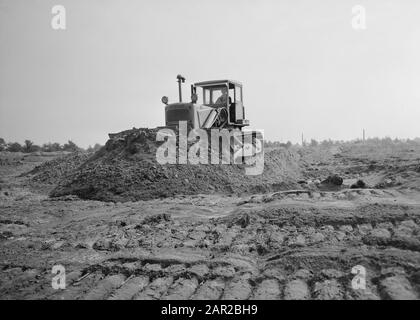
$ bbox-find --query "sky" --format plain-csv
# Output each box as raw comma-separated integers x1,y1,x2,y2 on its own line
1,0,420,148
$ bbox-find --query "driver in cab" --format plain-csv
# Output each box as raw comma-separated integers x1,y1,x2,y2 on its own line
214,87,231,106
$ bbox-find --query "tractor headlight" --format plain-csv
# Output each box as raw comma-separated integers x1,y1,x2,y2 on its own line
161,96,168,105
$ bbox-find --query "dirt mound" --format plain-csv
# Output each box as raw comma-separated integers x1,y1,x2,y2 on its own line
351,179,367,189
48,128,303,201
322,174,343,186
25,152,91,185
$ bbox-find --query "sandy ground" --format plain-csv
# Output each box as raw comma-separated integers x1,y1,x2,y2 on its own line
0,147,420,300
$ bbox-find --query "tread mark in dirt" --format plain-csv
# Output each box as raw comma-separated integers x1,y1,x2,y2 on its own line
250,279,281,300
108,275,149,300
313,279,344,300
161,277,199,300
380,276,418,300
283,279,310,300
84,274,126,300
221,274,253,300
190,278,225,300
134,276,174,300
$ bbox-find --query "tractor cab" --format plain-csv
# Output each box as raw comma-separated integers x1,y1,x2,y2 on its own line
192,80,248,127
162,76,249,130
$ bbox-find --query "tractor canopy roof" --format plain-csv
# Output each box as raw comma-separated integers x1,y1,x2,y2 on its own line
194,79,242,88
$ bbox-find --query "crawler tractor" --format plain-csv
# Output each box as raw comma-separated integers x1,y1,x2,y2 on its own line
161,75,250,130
159,75,262,166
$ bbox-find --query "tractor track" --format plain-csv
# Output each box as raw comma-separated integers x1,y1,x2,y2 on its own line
1,188,418,300
46,243,419,300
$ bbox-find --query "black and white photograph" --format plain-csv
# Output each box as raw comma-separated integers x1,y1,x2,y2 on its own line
1,0,420,306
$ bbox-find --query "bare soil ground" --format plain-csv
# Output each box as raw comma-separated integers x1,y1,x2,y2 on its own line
1,142,420,300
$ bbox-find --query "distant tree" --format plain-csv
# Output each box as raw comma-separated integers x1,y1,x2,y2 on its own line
41,143,52,152
264,140,293,149
320,139,333,147
63,140,80,152
0,138,6,151
7,142,22,152
310,139,318,147
87,143,103,153
23,140,33,153
31,144,41,152
51,142,62,151
41,142,62,152
22,140,41,153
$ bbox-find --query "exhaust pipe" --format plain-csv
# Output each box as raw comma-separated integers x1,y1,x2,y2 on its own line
176,74,185,102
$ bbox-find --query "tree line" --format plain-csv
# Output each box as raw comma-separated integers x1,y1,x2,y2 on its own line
0,138,102,153
264,137,420,148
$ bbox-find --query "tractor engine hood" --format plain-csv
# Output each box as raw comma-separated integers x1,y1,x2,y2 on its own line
165,103,219,129
165,103,194,128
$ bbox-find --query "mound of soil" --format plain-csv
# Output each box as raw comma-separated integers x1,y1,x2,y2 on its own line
25,152,91,185
322,174,343,186
46,128,303,202
351,179,367,189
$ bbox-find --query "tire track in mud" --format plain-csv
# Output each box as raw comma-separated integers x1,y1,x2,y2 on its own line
48,246,420,300
47,189,420,300
3,188,420,300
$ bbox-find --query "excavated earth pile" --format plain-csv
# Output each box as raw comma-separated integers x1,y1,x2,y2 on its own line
24,152,91,186
46,128,303,202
